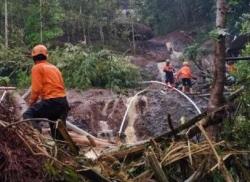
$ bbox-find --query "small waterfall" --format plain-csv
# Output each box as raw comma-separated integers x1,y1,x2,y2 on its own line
124,96,139,144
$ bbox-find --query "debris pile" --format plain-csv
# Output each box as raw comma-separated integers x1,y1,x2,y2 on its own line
96,139,249,182
0,92,47,182
0,89,249,182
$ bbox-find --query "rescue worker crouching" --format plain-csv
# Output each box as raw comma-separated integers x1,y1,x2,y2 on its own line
176,61,196,93
163,59,175,87
23,44,69,140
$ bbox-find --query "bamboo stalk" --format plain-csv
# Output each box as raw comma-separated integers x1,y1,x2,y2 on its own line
146,148,169,182
196,122,234,182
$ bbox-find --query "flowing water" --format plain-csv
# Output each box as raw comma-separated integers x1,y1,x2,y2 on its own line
124,96,139,144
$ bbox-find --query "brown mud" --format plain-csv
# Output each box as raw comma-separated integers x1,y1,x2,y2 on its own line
67,30,209,143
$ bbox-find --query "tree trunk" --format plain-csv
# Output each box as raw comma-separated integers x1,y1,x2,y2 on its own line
129,0,136,54
99,25,105,44
40,0,43,43
208,0,228,137
5,0,8,48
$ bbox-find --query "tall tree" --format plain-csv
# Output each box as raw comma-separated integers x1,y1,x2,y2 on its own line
208,0,228,137
40,0,43,43
4,0,8,48
24,0,64,46
136,0,214,35
129,0,136,53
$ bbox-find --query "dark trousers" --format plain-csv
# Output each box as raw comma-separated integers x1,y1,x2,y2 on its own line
182,78,192,88
165,71,174,84
23,97,69,140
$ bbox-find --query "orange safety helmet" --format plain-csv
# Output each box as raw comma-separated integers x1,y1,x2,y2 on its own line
31,44,48,57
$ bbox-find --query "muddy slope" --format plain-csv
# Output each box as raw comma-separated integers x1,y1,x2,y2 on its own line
68,88,207,142
67,30,208,142
67,89,127,137
135,90,207,139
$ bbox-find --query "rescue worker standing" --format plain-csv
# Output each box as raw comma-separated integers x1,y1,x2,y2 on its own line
23,44,69,139
176,61,195,93
163,59,175,87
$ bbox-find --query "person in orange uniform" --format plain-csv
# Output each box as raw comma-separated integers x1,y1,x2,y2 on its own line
176,61,195,93
163,59,175,87
23,44,69,139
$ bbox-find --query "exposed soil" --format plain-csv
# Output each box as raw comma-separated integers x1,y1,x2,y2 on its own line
67,89,127,137
130,31,194,67
67,87,207,143
67,30,209,143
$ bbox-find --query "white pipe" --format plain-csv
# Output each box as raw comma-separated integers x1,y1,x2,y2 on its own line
118,89,148,136
66,120,98,139
0,90,7,103
172,88,201,114
141,81,202,114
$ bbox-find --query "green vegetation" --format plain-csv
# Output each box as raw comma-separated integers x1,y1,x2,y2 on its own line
136,0,215,34
44,162,82,181
227,0,250,34
0,43,140,90
222,14,250,148
0,0,217,48
24,0,64,46
50,44,141,89
0,44,30,86
226,44,250,149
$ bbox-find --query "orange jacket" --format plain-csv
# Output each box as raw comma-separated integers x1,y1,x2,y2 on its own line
176,65,192,79
163,64,174,72
29,61,66,105
226,64,237,74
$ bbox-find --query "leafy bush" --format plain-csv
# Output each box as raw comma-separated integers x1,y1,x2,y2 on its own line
50,44,141,89
0,44,140,90
184,43,200,60
0,43,140,89
223,116,250,149
0,45,31,86
222,44,250,149
235,44,250,103
240,13,250,33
